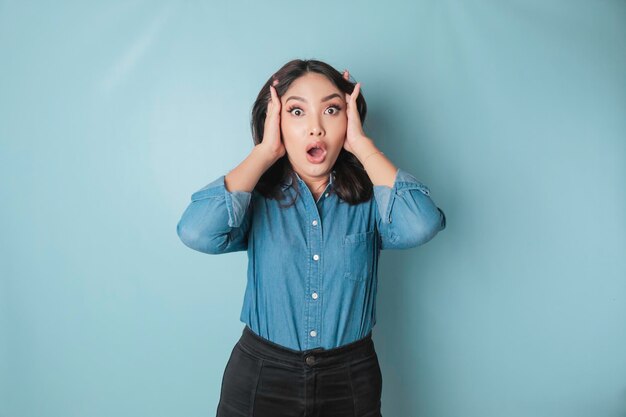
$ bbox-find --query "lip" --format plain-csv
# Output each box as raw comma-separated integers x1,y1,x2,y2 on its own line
306,140,327,153
305,140,327,164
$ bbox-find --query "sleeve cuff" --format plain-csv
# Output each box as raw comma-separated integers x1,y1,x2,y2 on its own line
373,168,432,223
191,175,252,228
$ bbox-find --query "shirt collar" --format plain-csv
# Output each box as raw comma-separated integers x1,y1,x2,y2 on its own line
281,170,335,191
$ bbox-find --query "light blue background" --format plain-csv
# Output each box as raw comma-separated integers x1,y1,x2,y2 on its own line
1,1,625,416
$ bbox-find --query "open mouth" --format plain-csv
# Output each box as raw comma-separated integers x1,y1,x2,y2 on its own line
307,147,325,157
305,141,327,164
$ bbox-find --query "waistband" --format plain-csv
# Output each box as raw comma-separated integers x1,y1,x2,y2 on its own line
237,325,376,370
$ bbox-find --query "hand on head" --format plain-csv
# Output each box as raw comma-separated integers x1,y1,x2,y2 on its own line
260,78,286,161
340,69,367,154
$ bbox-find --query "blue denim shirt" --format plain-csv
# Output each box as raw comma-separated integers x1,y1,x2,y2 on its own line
177,167,446,351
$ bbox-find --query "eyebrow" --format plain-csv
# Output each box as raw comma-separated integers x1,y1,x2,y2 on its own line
285,93,342,104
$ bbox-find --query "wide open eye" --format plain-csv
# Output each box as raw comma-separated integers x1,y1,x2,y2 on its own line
287,104,342,117
286,106,303,116
326,105,342,115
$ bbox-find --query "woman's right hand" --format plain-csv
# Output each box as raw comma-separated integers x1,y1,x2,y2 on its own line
258,79,286,162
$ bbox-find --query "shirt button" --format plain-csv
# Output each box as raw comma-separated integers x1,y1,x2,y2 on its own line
313,254,319,261
310,330,317,337
312,292,318,299
325,192,329,197
312,219,318,226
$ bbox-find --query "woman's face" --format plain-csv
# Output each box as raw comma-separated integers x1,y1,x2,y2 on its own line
280,72,347,181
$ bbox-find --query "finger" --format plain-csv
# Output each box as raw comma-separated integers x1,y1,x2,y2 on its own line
351,83,360,105
267,88,277,119
270,86,281,119
271,79,279,100
346,84,356,107
267,87,273,110
270,84,281,107
268,86,277,112
347,84,361,119
342,69,350,81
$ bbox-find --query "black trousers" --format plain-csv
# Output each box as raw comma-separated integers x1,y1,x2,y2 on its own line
216,325,383,417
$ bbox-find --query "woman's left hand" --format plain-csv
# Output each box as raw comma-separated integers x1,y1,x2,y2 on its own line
342,70,370,155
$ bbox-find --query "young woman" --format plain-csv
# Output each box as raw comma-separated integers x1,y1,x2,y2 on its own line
177,58,446,417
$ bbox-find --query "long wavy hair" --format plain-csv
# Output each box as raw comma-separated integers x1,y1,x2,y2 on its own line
250,58,372,207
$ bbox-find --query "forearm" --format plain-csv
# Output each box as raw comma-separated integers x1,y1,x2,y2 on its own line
224,144,279,192
352,137,397,187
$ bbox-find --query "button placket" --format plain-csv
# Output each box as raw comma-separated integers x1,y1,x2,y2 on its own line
304,196,323,349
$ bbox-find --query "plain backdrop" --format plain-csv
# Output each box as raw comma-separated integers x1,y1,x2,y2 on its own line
1,1,625,416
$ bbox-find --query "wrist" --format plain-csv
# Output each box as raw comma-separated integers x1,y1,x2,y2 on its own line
254,143,282,165
352,137,378,162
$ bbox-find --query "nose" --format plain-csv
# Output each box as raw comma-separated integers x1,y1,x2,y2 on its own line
308,112,325,136
309,126,323,136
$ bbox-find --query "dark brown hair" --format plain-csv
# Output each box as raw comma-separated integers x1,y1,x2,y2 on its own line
250,58,372,207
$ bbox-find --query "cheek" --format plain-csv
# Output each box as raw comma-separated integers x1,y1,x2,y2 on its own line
280,128,299,153
329,117,348,137
332,114,348,130
280,121,295,141
280,116,297,134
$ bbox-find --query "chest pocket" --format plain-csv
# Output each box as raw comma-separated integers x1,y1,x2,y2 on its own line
343,230,375,282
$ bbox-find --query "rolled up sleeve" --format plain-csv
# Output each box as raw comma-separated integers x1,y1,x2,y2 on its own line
176,175,253,254
374,168,446,250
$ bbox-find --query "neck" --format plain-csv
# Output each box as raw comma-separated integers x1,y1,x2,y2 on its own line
294,171,330,195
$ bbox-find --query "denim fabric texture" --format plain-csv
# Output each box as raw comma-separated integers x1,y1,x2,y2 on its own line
177,167,446,350
216,325,383,417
